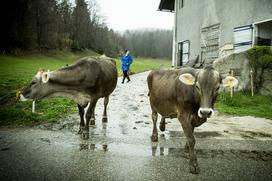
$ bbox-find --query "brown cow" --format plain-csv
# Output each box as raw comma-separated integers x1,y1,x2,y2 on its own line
147,66,238,174
18,56,118,139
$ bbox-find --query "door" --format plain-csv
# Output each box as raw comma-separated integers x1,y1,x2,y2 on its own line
178,40,190,66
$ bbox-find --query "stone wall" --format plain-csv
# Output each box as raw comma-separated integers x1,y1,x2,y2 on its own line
213,51,272,95
213,52,251,91
260,68,272,95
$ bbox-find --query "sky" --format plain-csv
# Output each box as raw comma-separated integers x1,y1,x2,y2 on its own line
96,0,174,31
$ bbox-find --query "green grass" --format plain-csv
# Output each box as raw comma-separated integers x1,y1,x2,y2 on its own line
0,98,76,126
0,53,171,126
216,91,272,119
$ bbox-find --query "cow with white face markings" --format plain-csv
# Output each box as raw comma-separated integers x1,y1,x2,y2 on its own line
18,56,118,139
147,66,238,174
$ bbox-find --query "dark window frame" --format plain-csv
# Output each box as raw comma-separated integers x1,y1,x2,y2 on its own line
178,40,190,66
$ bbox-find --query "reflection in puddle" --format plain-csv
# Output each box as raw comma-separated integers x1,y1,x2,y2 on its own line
77,141,269,160
79,143,108,152
169,130,222,138
101,123,107,136
118,122,129,135
151,143,185,158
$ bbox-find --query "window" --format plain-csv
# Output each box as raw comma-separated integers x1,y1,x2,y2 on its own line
178,40,190,66
179,0,184,9
234,25,253,53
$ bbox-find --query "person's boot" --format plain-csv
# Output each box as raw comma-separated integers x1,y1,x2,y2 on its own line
127,77,130,83
121,77,125,84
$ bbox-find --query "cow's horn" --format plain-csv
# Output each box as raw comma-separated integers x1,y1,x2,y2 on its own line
179,73,195,85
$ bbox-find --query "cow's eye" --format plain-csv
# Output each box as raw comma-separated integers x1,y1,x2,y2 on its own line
31,81,36,85
215,86,220,92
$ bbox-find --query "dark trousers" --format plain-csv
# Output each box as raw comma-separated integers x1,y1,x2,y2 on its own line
122,71,130,83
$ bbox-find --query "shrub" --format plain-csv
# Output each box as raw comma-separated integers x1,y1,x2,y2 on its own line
247,46,272,92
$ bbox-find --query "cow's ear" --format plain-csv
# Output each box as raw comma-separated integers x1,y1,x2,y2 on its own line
222,76,238,88
179,73,195,85
42,72,50,83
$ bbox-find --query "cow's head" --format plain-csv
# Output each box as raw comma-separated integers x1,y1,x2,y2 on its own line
17,69,51,101
179,66,238,118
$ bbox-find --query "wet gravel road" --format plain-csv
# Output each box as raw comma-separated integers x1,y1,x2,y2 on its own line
1,71,272,180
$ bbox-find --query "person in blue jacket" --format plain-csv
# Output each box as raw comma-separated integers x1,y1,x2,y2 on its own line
121,50,133,83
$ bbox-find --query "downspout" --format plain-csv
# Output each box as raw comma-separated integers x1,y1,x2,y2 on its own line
172,0,178,67
251,23,256,47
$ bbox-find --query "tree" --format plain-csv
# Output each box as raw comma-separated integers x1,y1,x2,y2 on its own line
122,29,173,59
57,0,73,49
71,0,91,50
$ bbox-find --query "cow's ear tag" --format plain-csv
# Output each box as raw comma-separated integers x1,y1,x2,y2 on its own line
222,76,238,88
42,72,49,83
179,73,195,85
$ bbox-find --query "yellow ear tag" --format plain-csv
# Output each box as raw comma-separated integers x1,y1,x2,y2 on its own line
223,76,238,88
179,73,195,85
16,90,20,99
223,82,231,88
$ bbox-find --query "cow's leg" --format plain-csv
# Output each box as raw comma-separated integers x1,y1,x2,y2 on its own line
90,106,95,125
102,96,109,123
184,126,195,152
82,99,97,140
151,110,158,142
77,104,85,134
185,115,206,151
159,117,166,132
178,114,199,174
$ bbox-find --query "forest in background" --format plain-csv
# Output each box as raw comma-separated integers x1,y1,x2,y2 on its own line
1,0,172,59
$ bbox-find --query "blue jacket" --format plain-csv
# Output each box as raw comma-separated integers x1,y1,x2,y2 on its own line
121,54,133,71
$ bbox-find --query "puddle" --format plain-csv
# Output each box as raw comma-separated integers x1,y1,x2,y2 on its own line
169,131,222,138
76,141,272,161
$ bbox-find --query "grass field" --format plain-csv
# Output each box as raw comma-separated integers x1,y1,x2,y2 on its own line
216,91,272,119
0,53,171,126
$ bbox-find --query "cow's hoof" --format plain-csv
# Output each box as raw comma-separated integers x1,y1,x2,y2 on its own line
102,117,108,123
159,124,165,132
81,131,89,140
151,135,158,142
90,119,95,125
189,164,200,174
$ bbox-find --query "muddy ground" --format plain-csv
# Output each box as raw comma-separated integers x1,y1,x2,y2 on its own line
0,71,272,180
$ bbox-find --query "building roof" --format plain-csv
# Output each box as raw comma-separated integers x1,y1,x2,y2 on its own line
158,0,175,12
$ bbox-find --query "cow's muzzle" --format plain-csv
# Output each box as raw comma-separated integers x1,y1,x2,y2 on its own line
16,90,28,102
198,108,214,118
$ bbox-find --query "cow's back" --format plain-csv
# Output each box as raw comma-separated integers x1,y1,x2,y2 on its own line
84,57,118,97
64,57,117,97
96,58,118,96
147,68,198,117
